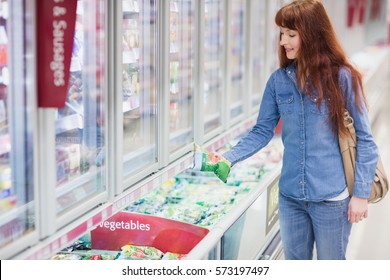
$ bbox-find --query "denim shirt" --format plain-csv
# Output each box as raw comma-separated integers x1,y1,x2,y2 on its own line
223,64,378,201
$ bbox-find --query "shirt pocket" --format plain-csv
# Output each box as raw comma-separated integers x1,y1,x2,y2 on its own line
309,95,329,117
276,93,294,115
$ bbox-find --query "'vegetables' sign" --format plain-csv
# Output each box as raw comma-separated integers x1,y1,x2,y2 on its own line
90,212,209,254
36,0,77,108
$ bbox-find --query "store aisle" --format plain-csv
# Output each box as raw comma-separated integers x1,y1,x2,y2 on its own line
346,76,390,260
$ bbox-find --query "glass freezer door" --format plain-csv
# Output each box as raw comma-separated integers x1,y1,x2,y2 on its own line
267,0,287,74
169,0,195,153
203,0,224,135
229,0,246,120
54,0,106,215
122,0,158,178
250,0,266,111
0,0,36,256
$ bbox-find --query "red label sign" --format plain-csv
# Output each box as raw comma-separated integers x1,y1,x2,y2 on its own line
90,212,209,254
36,0,77,108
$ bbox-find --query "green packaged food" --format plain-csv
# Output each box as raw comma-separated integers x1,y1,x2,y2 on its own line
192,144,231,183
116,244,163,260
162,252,187,260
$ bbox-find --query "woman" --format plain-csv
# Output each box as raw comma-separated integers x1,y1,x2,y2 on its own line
222,0,378,260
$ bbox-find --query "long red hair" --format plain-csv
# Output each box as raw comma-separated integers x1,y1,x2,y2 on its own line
275,0,367,135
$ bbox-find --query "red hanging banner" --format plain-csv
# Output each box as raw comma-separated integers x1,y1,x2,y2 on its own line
358,0,367,24
347,0,358,27
370,0,381,20
36,0,77,108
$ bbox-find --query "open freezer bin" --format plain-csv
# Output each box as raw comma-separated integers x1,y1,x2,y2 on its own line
52,212,209,260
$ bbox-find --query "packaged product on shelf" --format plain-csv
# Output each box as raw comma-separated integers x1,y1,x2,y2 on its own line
116,244,163,260
55,146,70,185
162,252,187,260
67,144,81,179
52,243,186,260
67,73,83,105
0,165,11,190
55,144,81,184
156,203,205,225
62,236,91,252
123,0,138,13
0,100,6,125
228,165,264,182
51,232,116,260
122,69,134,97
51,250,118,260
127,175,255,228
51,253,82,260
0,188,16,214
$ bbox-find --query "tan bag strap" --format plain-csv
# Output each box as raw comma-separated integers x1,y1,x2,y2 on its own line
341,110,357,148
343,110,354,133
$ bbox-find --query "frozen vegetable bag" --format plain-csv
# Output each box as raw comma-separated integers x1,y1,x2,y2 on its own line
192,144,231,183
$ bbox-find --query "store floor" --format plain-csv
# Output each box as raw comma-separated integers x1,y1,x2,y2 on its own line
346,76,390,260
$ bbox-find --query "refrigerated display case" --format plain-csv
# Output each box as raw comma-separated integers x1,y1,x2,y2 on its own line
50,136,283,260
51,211,209,260
0,0,37,259
266,0,290,75
228,0,246,122
169,0,195,153
124,137,284,260
53,0,107,223
2,0,388,261
121,0,159,181
202,0,225,137
35,0,282,260
249,0,266,112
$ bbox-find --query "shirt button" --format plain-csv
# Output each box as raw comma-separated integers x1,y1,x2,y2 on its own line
301,141,304,145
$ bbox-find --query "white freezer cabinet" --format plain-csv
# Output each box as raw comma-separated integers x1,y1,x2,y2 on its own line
185,168,282,260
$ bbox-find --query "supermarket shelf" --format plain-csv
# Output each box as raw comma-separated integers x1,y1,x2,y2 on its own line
55,114,83,135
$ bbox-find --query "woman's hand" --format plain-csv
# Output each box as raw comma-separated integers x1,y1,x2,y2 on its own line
348,196,369,223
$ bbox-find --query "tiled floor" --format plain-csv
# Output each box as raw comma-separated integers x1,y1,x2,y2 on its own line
346,77,390,260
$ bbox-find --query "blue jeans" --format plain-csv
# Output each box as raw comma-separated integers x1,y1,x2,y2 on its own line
279,193,352,260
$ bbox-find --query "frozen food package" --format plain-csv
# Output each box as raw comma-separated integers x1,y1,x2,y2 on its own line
50,253,82,260
116,244,163,260
192,143,231,183
162,252,187,260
